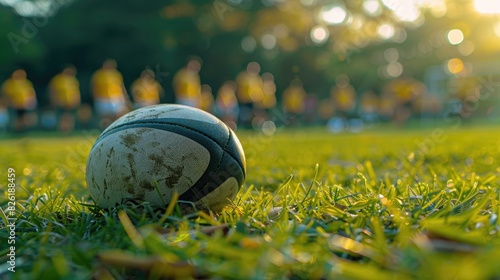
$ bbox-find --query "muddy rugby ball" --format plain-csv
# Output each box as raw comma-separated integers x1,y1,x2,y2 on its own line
85,104,246,212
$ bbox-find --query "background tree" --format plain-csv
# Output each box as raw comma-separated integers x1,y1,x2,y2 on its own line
1,0,498,106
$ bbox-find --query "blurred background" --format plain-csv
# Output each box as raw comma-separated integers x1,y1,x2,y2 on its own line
0,0,499,133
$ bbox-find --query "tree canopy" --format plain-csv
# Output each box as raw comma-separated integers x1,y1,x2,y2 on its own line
1,0,499,104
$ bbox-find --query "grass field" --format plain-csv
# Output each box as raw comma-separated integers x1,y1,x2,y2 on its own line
1,125,500,279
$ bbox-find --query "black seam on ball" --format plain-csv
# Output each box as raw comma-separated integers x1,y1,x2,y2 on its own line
92,120,244,173
175,127,243,204
178,130,231,203
96,120,223,148
179,151,227,203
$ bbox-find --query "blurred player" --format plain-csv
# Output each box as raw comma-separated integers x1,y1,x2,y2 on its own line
215,81,239,130
448,76,481,119
254,72,277,127
383,77,427,125
173,58,202,108
282,79,306,126
303,93,318,124
378,91,396,122
91,59,130,129
49,65,81,132
131,69,163,109
200,84,215,113
318,99,335,124
329,75,357,132
1,69,37,132
235,62,263,128
358,91,379,125
257,72,277,113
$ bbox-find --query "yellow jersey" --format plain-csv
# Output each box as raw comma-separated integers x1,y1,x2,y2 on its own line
282,86,306,114
453,77,479,100
49,74,81,108
393,82,414,103
360,93,378,113
200,91,214,112
91,69,125,99
131,78,161,104
331,86,356,111
256,81,276,109
173,69,201,99
216,87,238,109
1,78,36,109
386,78,424,104
236,72,263,104
379,95,395,117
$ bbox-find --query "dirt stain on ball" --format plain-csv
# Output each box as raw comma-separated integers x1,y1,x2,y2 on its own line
151,141,161,147
148,154,166,173
165,165,183,188
127,154,136,180
181,152,199,162
148,153,184,188
140,180,154,191
91,175,100,191
127,184,135,194
102,179,109,200
105,147,115,167
120,133,140,150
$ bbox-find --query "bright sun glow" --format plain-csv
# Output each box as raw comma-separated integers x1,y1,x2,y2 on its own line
381,0,400,11
381,0,448,22
447,29,464,45
378,23,395,39
394,2,421,22
363,0,382,16
310,26,329,44
474,0,500,14
320,5,347,25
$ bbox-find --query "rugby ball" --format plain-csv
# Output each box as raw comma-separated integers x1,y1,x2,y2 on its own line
85,104,246,212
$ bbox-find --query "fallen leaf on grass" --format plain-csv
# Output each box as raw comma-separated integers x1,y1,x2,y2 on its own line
413,231,480,253
97,250,195,279
153,224,230,237
240,237,262,249
328,234,380,263
199,224,230,236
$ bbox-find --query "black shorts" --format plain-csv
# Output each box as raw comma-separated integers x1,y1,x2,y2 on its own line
15,109,28,117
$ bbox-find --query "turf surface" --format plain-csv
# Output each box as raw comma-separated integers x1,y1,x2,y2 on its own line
1,126,500,279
